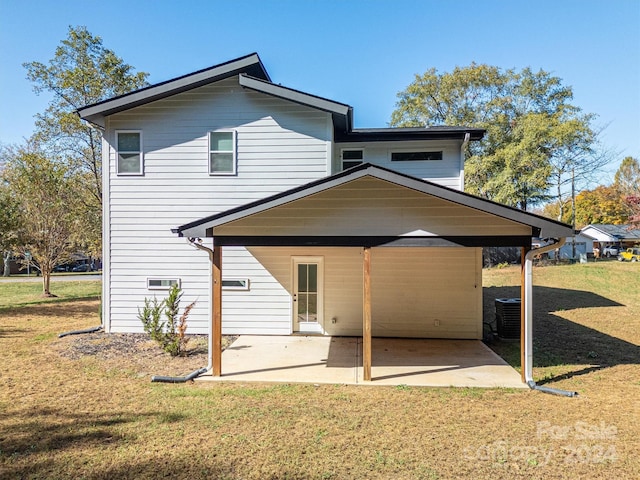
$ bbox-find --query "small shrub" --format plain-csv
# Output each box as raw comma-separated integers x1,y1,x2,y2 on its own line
137,284,195,356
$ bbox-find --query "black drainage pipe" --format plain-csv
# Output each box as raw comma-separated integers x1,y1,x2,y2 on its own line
58,326,102,338
151,367,208,383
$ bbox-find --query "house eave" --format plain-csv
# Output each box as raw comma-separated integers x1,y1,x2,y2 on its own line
175,163,572,241
77,53,269,127
334,127,486,143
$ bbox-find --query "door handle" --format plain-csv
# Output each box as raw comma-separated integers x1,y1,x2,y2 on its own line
293,293,297,302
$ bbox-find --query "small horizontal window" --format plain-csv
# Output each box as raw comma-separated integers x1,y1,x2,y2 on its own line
391,151,442,161
147,278,181,290
222,278,250,291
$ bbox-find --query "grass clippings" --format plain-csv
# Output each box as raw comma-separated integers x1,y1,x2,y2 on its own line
1,262,639,479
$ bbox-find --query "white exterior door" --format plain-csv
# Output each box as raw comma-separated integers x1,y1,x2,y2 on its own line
292,257,324,333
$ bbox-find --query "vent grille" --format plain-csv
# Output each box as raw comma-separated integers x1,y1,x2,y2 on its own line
495,298,521,339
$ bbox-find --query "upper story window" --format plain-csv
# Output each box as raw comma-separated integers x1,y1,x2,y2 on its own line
341,149,364,170
116,131,143,175
391,151,443,162
209,130,236,175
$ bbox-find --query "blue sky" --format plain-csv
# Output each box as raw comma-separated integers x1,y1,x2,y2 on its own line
1,0,638,180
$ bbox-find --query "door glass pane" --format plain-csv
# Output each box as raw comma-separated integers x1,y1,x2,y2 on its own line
307,293,317,321
297,264,308,291
308,264,317,292
298,293,308,321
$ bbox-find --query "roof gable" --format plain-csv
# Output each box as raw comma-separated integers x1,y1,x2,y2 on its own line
175,163,572,242
77,53,269,127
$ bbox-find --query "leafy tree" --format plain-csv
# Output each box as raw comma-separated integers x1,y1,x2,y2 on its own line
574,185,629,228
627,195,640,228
615,157,640,227
0,181,23,276
614,156,640,197
1,144,81,295
391,64,605,210
24,26,149,255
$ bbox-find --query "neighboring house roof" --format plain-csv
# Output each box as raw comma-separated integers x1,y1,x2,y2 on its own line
77,53,485,142
581,224,640,241
175,163,572,244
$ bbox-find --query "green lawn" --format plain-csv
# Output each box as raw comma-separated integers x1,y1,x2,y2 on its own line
0,262,638,479
0,279,101,310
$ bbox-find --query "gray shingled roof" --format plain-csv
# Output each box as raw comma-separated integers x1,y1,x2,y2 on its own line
587,224,640,240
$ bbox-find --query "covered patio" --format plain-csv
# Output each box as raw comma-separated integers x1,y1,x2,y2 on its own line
175,163,573,386
197,335,526,388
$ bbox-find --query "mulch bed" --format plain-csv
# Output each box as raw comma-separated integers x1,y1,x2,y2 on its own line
53,331,237,377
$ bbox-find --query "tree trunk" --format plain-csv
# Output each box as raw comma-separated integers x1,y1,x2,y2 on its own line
2,251,11,277
42,271,53,297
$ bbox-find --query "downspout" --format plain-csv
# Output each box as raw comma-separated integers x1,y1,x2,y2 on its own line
459,132,470,190
524,237,577,397
58,325,102,338
151,237,213,383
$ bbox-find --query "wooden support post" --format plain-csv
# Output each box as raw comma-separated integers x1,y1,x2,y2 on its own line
363,246,372,381
520,246,530,383
212,245,222,377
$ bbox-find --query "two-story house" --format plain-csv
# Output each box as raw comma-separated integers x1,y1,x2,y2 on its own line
78,53,571,381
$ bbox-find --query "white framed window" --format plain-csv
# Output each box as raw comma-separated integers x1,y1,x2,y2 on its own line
116,130,143,175
147,278,181,290
209,130,237,175
341,149,364,170
222,278,250,291
391,150,442,162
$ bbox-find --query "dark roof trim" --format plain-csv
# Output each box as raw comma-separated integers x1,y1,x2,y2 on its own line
77,53,269,127
175,163,572,239
335,126,485,143
209,235,533,248
239,74,351,116
239,74,353,133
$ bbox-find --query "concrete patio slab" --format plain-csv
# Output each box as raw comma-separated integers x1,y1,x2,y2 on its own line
197,336,526,388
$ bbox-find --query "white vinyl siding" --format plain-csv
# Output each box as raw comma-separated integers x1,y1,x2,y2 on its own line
213,176,532,238
371,247,483,339
333,140,464,189
105,76,333,334
246,247,482,338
